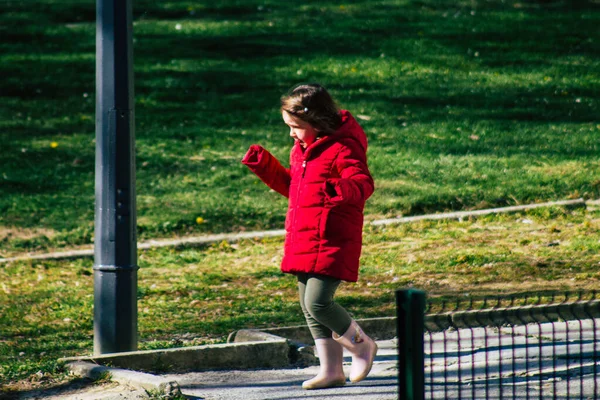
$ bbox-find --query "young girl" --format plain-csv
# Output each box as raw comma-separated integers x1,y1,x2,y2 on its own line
241,83,377,389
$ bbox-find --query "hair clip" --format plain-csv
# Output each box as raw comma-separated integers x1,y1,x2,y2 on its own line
303,107,309,113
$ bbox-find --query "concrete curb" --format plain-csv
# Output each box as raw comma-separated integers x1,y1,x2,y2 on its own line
426,299,600,331
60,340,292,374
227,299,600,344
229,329,319,367
0,198,587,263
228,329,287,344
230,317,398,346
66,361,181,398
371,198,585,226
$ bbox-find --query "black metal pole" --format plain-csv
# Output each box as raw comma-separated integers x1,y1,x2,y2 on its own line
94,0,137,355
397,289,426,400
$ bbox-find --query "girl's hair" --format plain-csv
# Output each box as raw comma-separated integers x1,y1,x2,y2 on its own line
281,83,342,135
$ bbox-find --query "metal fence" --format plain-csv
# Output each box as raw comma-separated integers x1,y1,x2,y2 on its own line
397,289,600,400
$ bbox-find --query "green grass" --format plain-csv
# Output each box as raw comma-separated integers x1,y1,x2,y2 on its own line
2,206,600,392
2,0,600,394
1,0,599,255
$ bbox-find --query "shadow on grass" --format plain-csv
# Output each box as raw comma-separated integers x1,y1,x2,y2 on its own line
0,0,599,239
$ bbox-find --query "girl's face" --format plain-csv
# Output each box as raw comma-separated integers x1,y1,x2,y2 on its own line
282,111,318,148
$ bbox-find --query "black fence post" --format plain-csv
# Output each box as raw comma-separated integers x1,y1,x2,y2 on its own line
397,289,426,400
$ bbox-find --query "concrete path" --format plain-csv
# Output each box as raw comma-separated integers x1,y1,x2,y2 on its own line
163,321,600,400
424,320,600,399
162,340,399,400
34,320,600,399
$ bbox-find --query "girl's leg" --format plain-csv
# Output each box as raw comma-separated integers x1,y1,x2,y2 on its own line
302,274,378,384
297,273,345,390
297,273,324,338
302,274,352,338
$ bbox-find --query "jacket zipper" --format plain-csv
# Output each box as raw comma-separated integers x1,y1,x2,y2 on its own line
290,159,307,246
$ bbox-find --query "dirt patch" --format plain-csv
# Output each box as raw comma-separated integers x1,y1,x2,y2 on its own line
0,227,57,241
1,379,144,400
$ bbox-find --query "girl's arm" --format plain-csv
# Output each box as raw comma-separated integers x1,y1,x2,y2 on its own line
241,144,291,198
324,141,374,206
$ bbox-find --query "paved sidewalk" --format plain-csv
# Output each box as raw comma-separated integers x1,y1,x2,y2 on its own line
26,320,600,399
423,321,600,399
162,321,600,400
162,340,398,400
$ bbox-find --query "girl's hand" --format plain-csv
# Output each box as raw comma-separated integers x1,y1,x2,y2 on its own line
241,145,291,198
325,180,338,198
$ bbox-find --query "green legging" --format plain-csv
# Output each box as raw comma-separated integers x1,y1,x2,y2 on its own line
297,273,353,340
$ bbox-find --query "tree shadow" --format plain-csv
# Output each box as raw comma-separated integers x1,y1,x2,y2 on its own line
0,0,598,235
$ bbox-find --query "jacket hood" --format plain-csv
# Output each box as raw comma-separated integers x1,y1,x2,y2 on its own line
296,110,368,160
335,110,368,152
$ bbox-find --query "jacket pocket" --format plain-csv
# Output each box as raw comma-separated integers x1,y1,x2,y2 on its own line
320,207,363,242
318,207,331,239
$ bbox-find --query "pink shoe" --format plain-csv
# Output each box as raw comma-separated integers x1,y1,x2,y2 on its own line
302,338,346,390
333,320,378,383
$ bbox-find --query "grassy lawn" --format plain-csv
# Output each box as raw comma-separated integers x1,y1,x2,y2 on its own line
1,0,600,395
1,0,599,255
2,206,600,392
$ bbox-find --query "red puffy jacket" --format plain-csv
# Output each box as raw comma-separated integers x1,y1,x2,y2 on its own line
242,110,374,282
